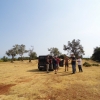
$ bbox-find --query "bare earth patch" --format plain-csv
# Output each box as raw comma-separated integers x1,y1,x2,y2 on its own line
0,60,100,100
0,84,16,95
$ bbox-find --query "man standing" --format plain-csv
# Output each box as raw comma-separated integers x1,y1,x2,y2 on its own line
64,56,70,71
53,56,58,74
46,55,49,73
71,54,76,74
56,56,60,70
49,57,53,70
77,56,83,72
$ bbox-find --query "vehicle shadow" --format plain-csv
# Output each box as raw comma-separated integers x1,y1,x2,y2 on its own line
27,69,53,74
27,69,74,76
27,69,40,72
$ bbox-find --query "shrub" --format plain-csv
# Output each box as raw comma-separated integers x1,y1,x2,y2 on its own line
0,59,3,62
1,56,8,62
83,58,90,60
83,62,91,67
92,64,99,66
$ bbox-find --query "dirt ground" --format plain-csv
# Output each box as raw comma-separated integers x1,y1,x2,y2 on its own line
0,60,100,100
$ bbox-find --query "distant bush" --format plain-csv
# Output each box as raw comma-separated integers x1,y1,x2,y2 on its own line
83,62,91,67
92,64,99,66
83,62,100,67
91,46,100,62
18,57,28,60
0,59,3,62
1,56,8,62
83,58,90,60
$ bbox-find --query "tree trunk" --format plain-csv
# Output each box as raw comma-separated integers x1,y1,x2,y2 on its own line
11,55,14,63
29,57,31,62
21,56,23,61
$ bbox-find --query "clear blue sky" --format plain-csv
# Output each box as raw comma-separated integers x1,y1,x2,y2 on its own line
0,0,100,58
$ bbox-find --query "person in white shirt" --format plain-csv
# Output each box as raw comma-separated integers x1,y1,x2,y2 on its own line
77,56,83,72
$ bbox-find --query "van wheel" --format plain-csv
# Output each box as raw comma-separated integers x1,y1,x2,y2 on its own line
39,68,42,71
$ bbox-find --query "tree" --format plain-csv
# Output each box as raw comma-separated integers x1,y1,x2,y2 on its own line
48,47,61,56
6,47,17,63
63,39,85,58
18,44,28,61
91,46,100,62
59,54,66,59
28,46,37,62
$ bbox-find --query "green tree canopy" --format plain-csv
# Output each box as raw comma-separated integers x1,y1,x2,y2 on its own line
91,46,100,62
6,47,17,63
63,39,85,58
6,44,28,62
28,46,37,62
48,47,61,56
17,44,28,61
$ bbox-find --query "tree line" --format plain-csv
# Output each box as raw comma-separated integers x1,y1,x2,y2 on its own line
4,44,37,63
1,39,99,62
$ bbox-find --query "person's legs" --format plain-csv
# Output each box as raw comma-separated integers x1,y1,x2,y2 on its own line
80,65,83,72
65,63,68,71
54,64,58,74
50,63,53,70
55,69,57,74
66,63,68,71
65,64,66,72
75,64,76,72
57,64,59,71
51,63,53,70
78,65,80,72
79,65,82,72
72,65,75,74
46,64,49,73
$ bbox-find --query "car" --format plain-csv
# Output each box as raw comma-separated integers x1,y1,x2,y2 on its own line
38,55,54,71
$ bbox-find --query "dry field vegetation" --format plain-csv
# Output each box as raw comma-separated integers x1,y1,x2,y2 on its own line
0,59,100,100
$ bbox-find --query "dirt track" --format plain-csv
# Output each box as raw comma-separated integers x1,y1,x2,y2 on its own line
0,60,100,100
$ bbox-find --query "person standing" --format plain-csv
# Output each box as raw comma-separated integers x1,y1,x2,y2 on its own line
64,56,70,71
53,56,58,74
46,55,49,73
77,56,83,72
71,54,76,74
49,57,53,70
56,56,60,70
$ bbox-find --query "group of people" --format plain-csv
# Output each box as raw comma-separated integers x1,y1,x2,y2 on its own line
65,54,83,74
46,56,60,74
46,54,83,74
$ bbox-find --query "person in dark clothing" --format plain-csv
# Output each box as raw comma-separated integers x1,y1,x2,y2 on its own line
46,55,49,73
71,54,76,74
53,57,58,74
49,58,53,70
56,56,60,70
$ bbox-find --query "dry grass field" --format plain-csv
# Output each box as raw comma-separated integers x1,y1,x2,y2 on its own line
0,59,100,100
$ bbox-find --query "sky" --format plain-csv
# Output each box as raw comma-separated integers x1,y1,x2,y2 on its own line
0,0,100,58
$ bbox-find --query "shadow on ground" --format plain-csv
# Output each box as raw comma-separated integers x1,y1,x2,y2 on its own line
27,69,53,74
27,69,40,72
27,69,74,76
